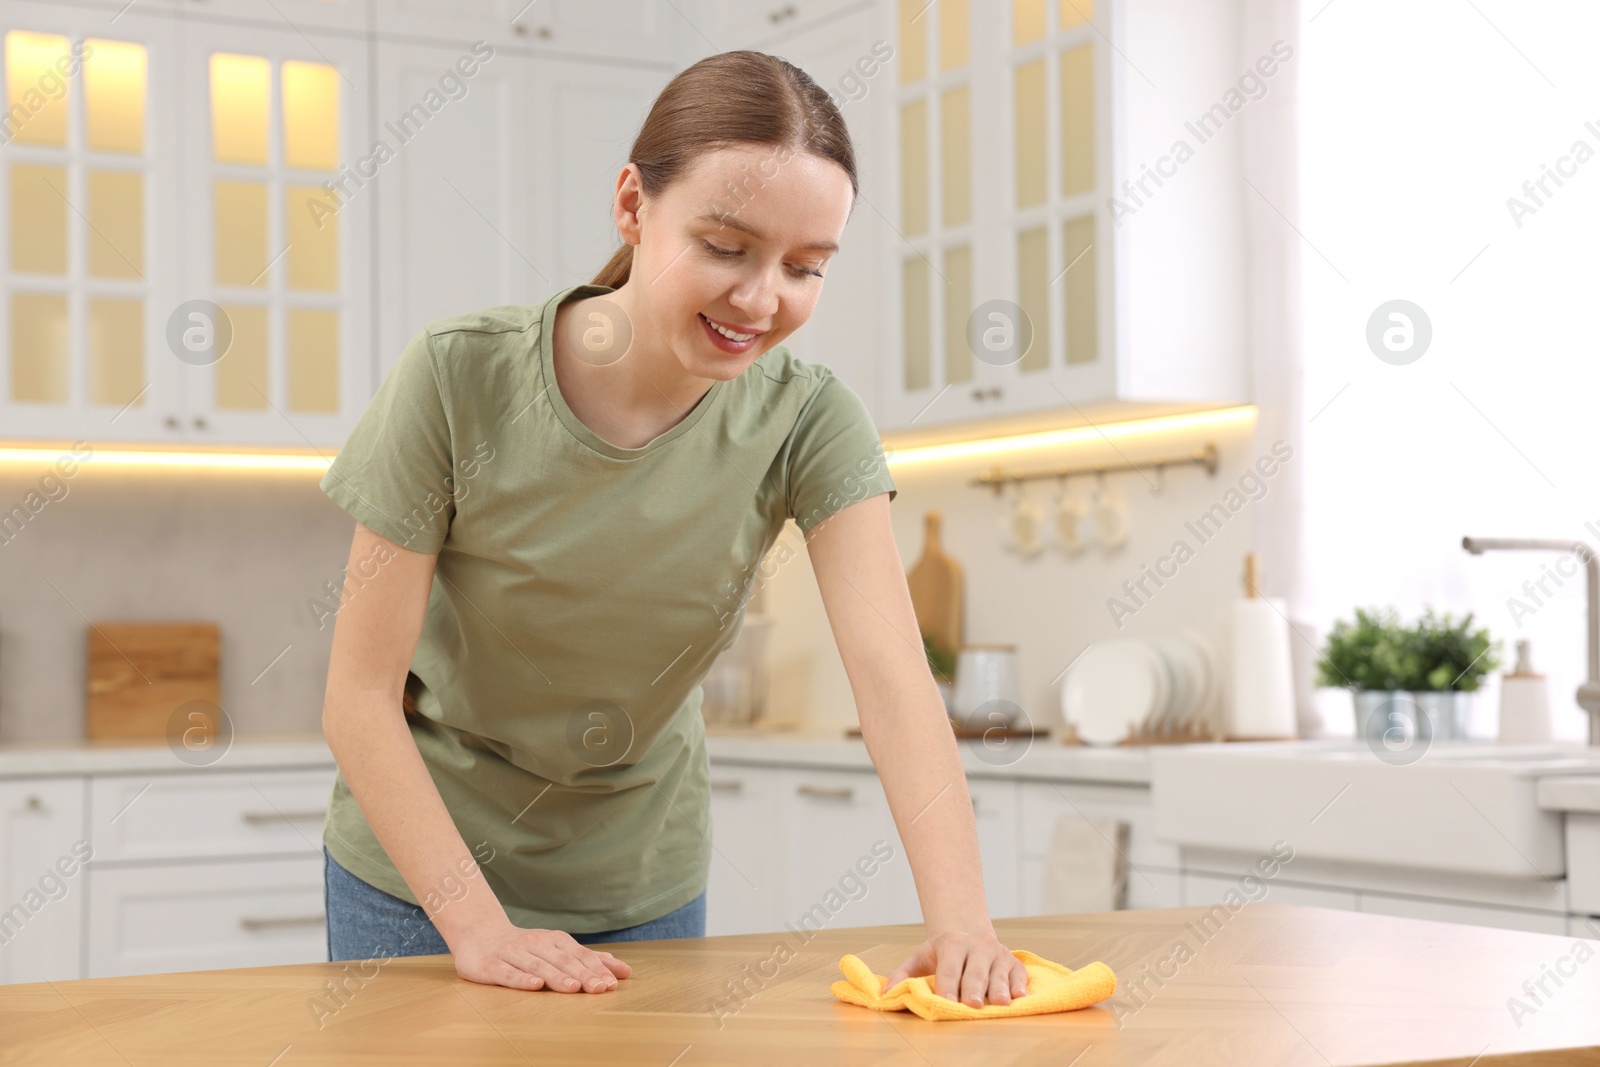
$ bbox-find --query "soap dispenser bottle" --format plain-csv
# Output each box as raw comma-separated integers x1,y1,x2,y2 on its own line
1497,638,1552,743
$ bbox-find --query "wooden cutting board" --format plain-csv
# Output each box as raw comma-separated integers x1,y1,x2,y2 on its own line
86,622,220,740
905,509,963,655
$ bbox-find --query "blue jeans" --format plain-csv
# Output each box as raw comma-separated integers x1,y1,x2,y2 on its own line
323,844,706,962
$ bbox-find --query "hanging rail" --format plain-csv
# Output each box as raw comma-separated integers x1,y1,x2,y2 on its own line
969,443,1219,496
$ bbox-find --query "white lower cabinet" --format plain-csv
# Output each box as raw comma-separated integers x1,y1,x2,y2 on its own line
86,856,328,979
1183,871,1357,912
1357,892,1568,936
0,764,337,984
704,763,787,938
0,778,87,984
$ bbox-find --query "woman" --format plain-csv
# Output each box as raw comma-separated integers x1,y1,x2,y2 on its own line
319,49,1026,1008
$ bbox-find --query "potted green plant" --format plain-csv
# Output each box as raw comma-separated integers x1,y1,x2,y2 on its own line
1317,606,1500,742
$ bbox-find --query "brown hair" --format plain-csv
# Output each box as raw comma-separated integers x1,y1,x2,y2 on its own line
590,50,858,289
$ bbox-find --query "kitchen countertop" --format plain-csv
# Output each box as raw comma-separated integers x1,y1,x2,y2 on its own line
1540,775,1600,813
6,904,1597,1065
0,726,1160,786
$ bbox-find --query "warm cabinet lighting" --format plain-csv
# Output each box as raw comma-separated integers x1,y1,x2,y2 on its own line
209,52,270,164
83,37,146,153
883,406,1256,467
0,444,331,471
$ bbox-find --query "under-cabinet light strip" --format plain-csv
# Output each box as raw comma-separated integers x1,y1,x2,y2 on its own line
881,406,1257,467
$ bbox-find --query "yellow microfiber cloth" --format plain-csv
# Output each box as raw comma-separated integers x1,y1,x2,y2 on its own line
830,949,1117,1021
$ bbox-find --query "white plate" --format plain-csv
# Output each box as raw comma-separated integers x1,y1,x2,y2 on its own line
1061,638,1171,745
1148,629,1215,731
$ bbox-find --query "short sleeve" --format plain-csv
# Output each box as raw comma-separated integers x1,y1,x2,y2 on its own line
320,328,455,553
785,369,897,535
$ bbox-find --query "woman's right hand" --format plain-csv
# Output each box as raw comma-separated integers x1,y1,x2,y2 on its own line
449,919,632,993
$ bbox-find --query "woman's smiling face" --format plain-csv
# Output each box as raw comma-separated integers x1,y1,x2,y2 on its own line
618,142,855,381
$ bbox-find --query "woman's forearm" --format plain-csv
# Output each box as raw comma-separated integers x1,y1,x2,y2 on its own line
859,680,994,937
323,687,510,944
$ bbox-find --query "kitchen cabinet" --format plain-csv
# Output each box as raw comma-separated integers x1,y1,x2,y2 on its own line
1183,870,1357,912
704,762,787,938
870,0,1248,433
371,40,541,378
528,57,675,292
1018,779,1183,912
374,0,686,60
174,18,373,448
0,4,183,444
0,778,85,984
715,0,868,49
751,4,891,412
0,760,335,985
133,0,370,34
1356,891,1568,936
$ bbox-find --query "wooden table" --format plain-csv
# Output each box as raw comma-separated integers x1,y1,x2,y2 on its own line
4,904,1598,1066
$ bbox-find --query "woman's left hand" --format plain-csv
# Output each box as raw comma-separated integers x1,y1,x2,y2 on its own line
881,929,1029,1008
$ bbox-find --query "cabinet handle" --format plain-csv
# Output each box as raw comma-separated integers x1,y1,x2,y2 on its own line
512,21,528,35
710,779,743,792
22,794,43,812
164,415,180,430
971,387,1003,401
796,784,853,800
239,914,325,931
192,415,208,431
770,4,798,22
241,810,327,824
536,25,552,39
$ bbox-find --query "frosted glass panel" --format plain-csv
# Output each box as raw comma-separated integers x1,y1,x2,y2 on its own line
1060,0,1094,30
898,0,927,84
1014,0,1046,44
943,244,972,385
216,303,268,410
286,186,339,291
288,308,338,413
899,99,929,236
88,297,144,406
84,39,146,154
902,256,930,392
1014,60,1046,208
88,170,144,279
11,164,68,274
282,61,338,171
1063,214,1097,364
210,53,270,165
940,85,970,228
1060,45,1095,197
1016,226,1049,373
5,32,70,147
10,293,69,403
939,0,969,71
214,180,268,286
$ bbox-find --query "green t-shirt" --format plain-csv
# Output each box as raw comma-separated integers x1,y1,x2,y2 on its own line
318,282,897,933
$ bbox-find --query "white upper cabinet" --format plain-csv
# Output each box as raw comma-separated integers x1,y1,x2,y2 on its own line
374,0,687,60
0,4,182,444
715,0,866,49
528,57,674,289
132,0,370,33
873,0,1249,433
372,40,540,379
755,5,891,414
174,18,372,448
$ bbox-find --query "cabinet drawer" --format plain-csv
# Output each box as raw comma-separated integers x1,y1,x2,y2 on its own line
705,763,788,937
1184,872,1358,913
89,769,336,863
87,856,327,978
1018,781,1179,870
1358,892,1568,936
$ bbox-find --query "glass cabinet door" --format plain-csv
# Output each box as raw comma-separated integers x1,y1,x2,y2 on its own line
1,6,180,444
178,19,370,448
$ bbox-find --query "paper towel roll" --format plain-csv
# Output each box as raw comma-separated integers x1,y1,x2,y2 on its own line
1228,597,1297,739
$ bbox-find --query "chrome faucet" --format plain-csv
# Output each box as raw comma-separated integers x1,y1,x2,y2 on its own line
1462,536,1600,746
